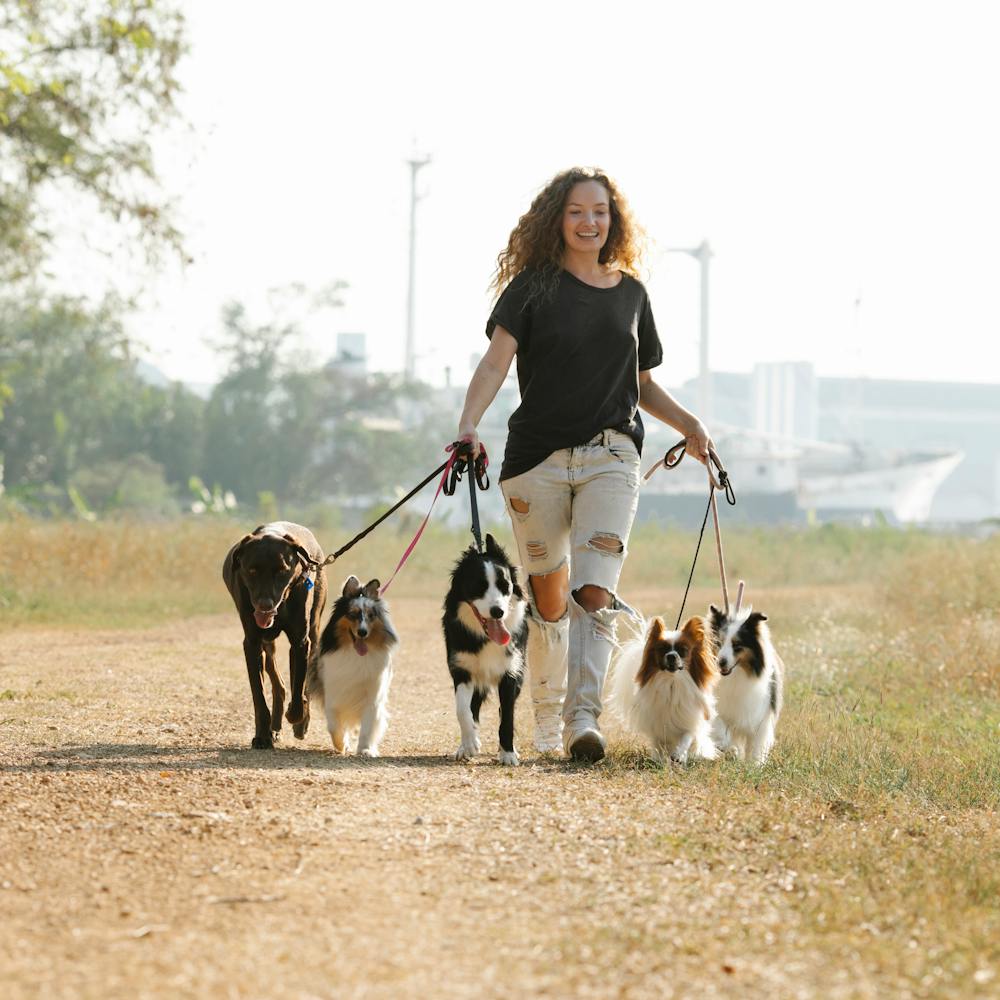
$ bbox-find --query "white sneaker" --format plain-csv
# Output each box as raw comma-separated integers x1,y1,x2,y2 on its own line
533,713,563,753
565,725,606,763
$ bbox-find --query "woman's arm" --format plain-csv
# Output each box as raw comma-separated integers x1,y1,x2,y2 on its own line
457,325,518,456
638,370,714,463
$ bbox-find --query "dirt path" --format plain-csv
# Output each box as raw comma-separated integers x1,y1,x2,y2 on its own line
0,601,922,998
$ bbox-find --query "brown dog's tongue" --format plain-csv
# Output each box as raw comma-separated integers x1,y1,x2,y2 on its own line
484,619,511,646
354,638,369,656
254,610,276,628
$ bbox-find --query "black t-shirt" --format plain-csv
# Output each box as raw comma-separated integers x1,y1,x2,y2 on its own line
486,268,663,481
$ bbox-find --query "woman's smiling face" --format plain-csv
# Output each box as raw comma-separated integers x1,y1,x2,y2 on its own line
561,180,611,256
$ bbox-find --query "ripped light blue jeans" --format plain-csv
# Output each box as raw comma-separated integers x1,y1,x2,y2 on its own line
500,429,641,739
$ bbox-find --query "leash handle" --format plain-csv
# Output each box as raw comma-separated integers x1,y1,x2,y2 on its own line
644,438,736,505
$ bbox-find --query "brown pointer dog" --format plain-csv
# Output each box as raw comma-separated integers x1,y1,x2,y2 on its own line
222,522,328,749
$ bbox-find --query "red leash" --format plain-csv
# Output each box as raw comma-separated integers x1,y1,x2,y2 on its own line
379,443,464,595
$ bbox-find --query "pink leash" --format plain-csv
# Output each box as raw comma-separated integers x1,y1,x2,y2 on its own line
379,444,462,596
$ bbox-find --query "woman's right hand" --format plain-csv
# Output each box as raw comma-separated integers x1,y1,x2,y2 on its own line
456,425,481,460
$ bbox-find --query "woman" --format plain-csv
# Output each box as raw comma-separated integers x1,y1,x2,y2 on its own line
457,167,714,762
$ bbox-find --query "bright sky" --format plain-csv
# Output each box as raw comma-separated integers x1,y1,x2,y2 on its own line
115,0,1000,389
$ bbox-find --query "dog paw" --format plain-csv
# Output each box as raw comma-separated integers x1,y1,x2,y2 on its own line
358,747,379,758
250,735,274,750
496,749,519,767
669,752,689,766
454,741,479,761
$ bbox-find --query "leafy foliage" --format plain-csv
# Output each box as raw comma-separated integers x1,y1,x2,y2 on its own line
0,294,456,518
0,0,187,283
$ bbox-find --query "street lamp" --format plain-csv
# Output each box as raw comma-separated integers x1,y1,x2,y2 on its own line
404,153,431,381
666,240,713,423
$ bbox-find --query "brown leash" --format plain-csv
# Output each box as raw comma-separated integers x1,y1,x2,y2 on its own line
643,439,737,627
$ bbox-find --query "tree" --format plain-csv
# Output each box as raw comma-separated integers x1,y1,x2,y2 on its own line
0,293,205,510
201,303,293,503
0,0,187,284
0,294,131,491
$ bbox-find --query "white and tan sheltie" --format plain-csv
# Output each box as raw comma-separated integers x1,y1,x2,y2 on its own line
708,604,784,764
307,576,398,757
609,615,719,764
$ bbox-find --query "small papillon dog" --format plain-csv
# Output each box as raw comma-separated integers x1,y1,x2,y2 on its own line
609,615,719,764
708,604,784,764
307,576,399,757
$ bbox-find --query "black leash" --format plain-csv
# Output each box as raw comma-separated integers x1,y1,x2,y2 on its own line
297,456,452,572
444,441,490,553
649,439,737,629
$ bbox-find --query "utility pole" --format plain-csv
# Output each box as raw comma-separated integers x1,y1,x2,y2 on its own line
404,153,431,381
667,240,713,423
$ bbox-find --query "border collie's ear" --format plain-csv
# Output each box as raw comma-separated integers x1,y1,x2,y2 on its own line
362,579,381,599
342,576,362,598
748,611,768,624
485,533,502,559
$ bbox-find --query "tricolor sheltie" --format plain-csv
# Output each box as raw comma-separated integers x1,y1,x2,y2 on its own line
442,534,528,766
307,576,398,757
609,615,719,764
709,605,784,764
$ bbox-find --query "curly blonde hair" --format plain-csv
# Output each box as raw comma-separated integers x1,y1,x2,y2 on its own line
490,167,647,303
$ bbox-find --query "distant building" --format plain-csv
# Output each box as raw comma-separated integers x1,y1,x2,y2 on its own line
752,362,818,441
333,333,367,376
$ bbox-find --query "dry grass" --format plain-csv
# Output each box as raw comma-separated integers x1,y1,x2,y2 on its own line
1,518,998,997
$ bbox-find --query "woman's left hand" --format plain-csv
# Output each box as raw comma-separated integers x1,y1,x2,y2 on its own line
685,421,715,466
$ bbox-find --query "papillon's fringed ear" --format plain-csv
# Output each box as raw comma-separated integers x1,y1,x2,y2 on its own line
342,575,362,598
638,617,666,685
684,616,718,690
362,579,381,599
681,615,706,646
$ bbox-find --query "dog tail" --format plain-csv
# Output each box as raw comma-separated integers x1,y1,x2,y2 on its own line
606,629,646,730
305,654,324,704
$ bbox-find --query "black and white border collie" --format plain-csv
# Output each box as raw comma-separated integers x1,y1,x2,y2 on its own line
708,604,784,764
442,533,528,766
308,576,399,757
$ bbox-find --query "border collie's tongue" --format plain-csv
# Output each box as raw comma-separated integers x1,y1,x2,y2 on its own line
254,609,276,628
484,619,511,646
354,637,369,656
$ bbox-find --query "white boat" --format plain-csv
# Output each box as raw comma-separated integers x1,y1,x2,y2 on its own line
640,424,964,524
